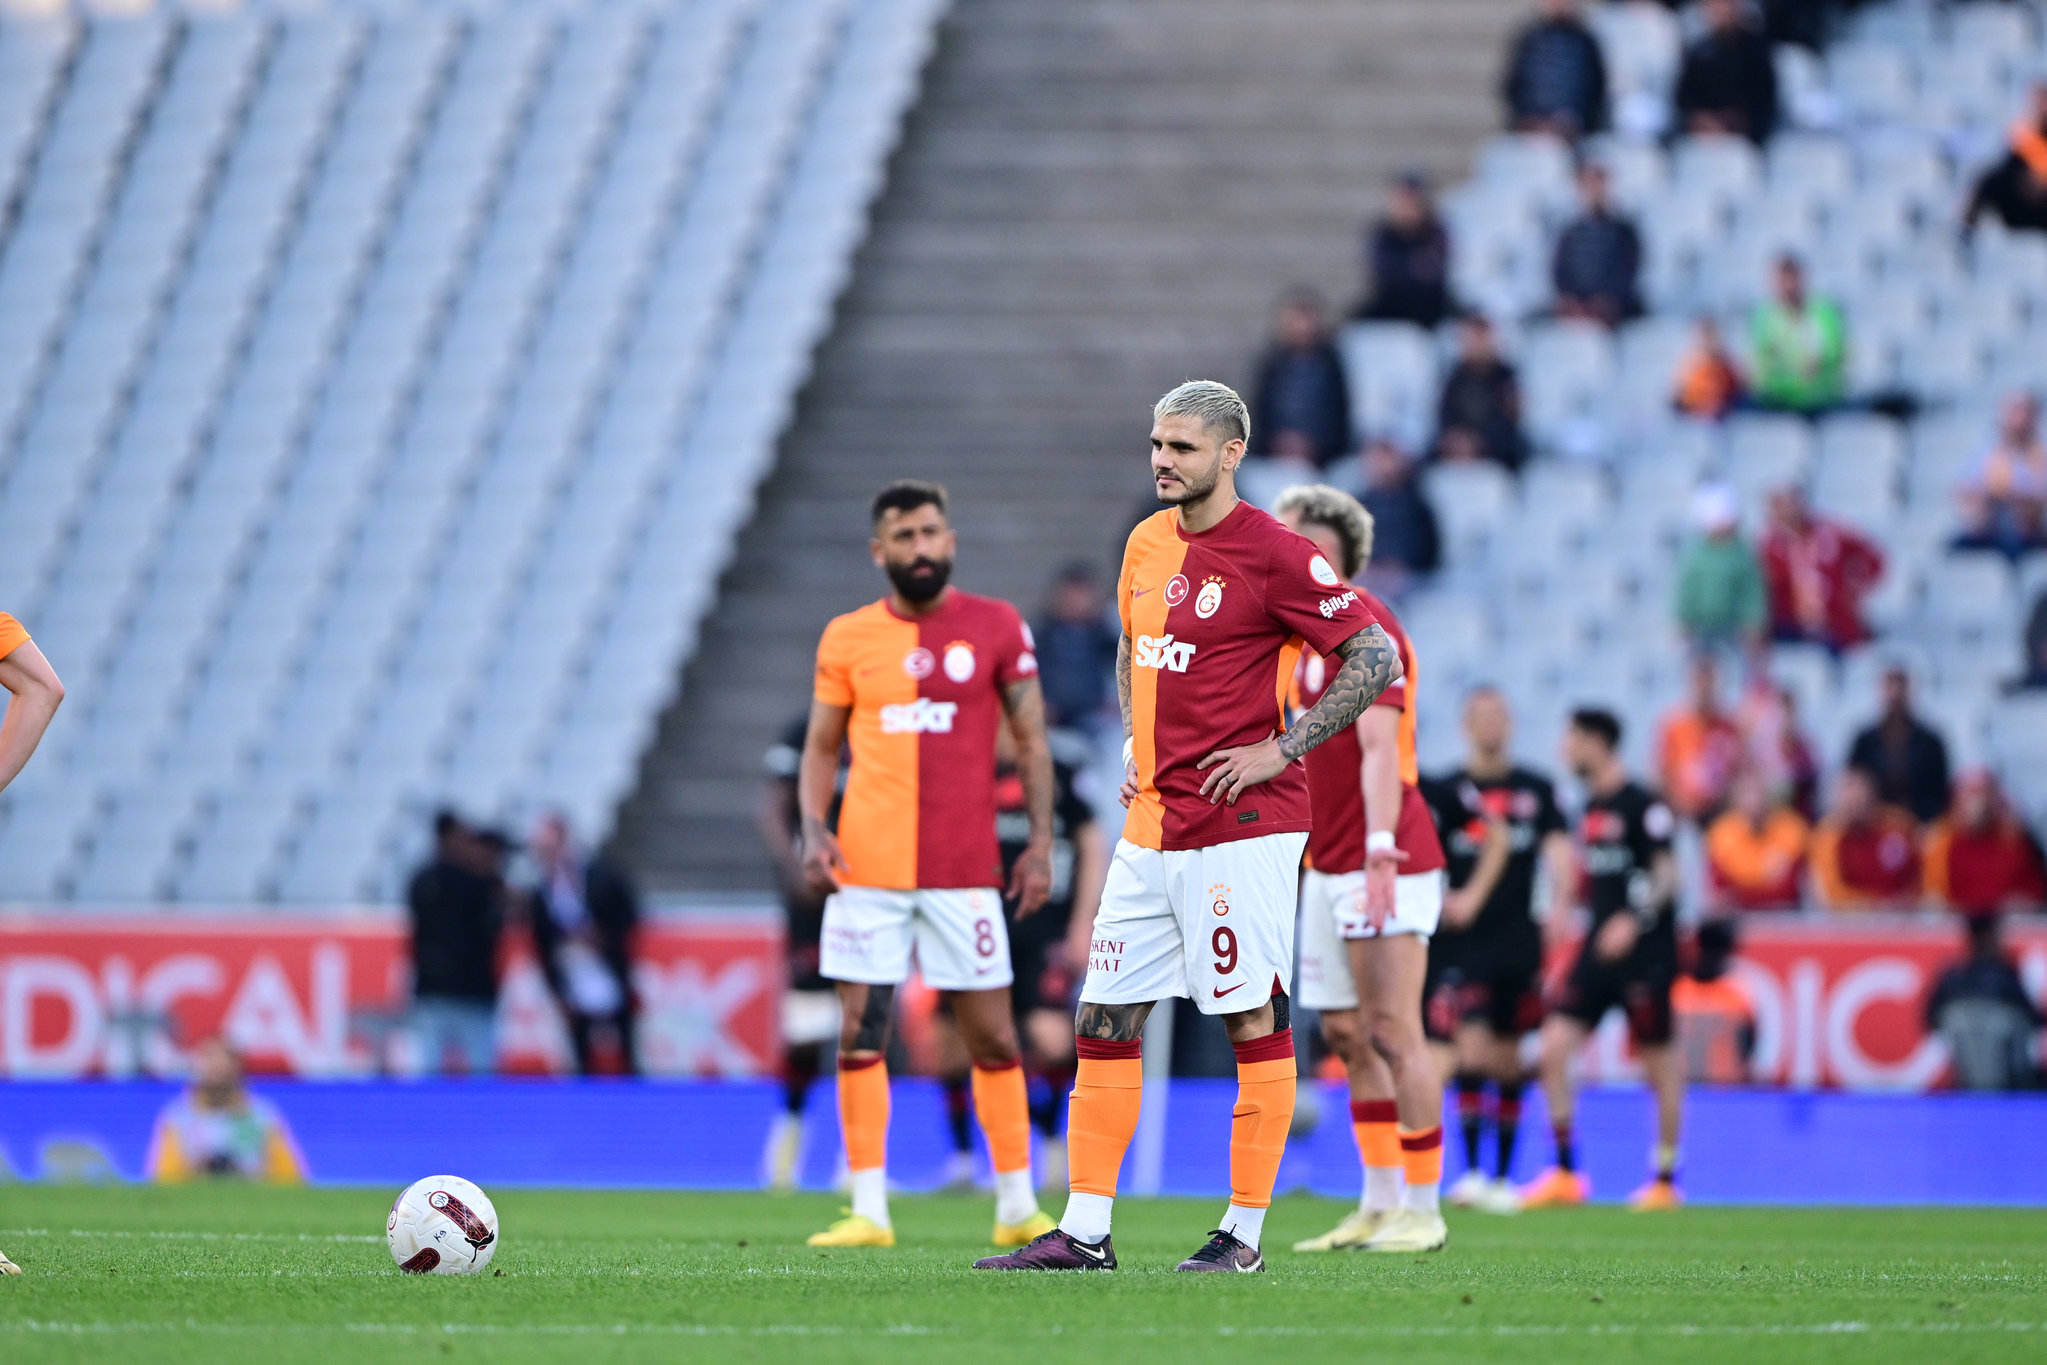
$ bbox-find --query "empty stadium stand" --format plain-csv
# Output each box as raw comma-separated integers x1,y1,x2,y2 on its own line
0,0,947,904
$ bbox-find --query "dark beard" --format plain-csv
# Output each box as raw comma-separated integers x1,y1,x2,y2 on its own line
887,556,952,603
1156,460,1220,506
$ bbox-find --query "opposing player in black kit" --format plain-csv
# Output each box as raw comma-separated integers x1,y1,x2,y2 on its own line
1422,687,1574,1214
1522,708,1685,1211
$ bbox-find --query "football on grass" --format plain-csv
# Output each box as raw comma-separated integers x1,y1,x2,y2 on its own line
387,1175,499,1275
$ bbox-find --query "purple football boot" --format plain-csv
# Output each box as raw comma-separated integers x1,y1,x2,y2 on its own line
1174,1230,1265,1272
972,1229,1116,1271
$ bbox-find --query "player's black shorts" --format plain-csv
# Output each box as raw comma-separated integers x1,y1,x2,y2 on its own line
1006,908,1075,1017
1422,938,1464,1043
1550,938,1676,1046
1451,958,1546,1038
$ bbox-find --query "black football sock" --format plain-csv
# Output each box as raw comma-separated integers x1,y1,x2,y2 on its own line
1455,1073,1485,1173
1553,1121,1577,1173
1495,1081,1525,1180
783,1043,823,1116
944,1074,974,1155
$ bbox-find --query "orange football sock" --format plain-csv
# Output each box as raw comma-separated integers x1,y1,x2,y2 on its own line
837,1055,890,1173
970,1060,1032,1176
1066,1040,1143,1197
1228,1030,1297,1210
1400,1124,1444,1188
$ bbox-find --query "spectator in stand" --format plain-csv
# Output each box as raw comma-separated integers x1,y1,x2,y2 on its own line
1658,654,1747,822
1926,915,2043,1090
1923,770,2047,918
406,810,502,1076
1356,170,1453,328
1739,678,1820,819
1433,313,1527,470
1847,666,1952,824
146,1037,307,1183
1675,0,1779,144
1672,316,1745,420
1704,767,1810,910
1674,483,1767,662
1671,919,1756,1084
1552,162,1642,327
1501,0,1608,141
1810,767,1923,910
1952,390,2047,560
1250,287,1353,469
1031,561,1119,734
1357,437,1441,601
1749,255,1847,414
527,812,642,1076
1963,82,2047,238
1761,485,1884,653
2021,591,2047,690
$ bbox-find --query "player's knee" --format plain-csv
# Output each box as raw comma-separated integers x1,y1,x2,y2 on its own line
1319,1010,1363,1062
1366,1009,1423,1066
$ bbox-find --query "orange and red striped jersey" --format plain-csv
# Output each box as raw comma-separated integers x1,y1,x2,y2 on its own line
814,590,1036,890
1293,588,1445,876
1118,502,1379,853
0,612,27,662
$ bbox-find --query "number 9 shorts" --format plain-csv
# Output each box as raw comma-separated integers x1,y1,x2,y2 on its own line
820,886,1012,990
1079,833,1308,1017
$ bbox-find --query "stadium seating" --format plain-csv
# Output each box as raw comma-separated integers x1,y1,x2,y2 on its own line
1335,0,2047,824
0,0,946,904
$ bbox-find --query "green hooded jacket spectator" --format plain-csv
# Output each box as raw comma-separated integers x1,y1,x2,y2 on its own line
1750,255,1846,412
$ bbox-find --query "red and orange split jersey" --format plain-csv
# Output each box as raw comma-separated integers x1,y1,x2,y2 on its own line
1293,588,1445,876
813,590,1036,890
1118,502,1380,853
0,612,27,663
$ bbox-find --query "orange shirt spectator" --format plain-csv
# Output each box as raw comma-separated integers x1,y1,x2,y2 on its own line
1672,317,1744,420
1923,771,2047,918
1673,919,1755,1083
1810,769,1921,909
1704,771,1809,910
1658,656,1745,820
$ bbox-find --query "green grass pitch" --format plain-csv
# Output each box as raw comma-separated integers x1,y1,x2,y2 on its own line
2,1185,2043,1364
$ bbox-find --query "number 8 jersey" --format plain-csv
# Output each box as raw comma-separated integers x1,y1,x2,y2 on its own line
813,591,1037,889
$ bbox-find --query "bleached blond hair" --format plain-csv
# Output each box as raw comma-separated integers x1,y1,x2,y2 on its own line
1153,380,1251,451
1273,483,1374,579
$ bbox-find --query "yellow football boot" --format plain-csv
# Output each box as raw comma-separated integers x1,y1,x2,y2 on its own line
992,1210,1057,1247
0,1248,21,1275
806,1212,895,1247
1291,1207,1390,1252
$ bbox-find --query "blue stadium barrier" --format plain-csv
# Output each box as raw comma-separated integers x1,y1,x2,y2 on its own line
2,1079,2043,1204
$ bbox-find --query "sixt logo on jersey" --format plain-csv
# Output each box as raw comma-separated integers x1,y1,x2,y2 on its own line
1317,590,1359,619
1133,633,1196,672
880,698,959,734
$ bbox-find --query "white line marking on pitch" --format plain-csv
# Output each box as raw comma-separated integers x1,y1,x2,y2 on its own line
2,1322,2041,1340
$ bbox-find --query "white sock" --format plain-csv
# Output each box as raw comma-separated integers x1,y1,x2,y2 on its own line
994,1168,1038,1225
849,1167,890,1227
1059,1191,1113,1244
1219,1202,1267,1248
1403,1180,1440,1216
1362,1165,1403,1213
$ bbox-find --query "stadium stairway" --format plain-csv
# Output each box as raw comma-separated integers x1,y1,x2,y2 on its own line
617,0,1532,890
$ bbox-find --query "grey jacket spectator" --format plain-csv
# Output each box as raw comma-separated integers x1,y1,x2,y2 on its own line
1358,439,1441,602
1552,163,1642,326
1433,314,1527,470
1846,668,1952,824
527,813,641,1076
1251,289,1353,467
1032,563,1120,731
1926,917,2043,1090
1357,173,1452,328
1502,0,1608,139
1676,0,1779,143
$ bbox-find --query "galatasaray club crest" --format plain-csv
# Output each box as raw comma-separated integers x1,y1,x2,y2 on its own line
943,641,976,683
903,647,934,679
1209,883,1232,916
1194,576,1225,619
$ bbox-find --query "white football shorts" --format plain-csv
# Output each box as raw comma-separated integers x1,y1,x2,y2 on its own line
1080,832,1308,1017
1295,867,1447,1012
820,885,1012,991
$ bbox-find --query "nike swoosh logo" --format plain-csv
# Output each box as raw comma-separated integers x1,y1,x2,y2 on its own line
1212,983,1245,998
1131,587,1153,598
1071,1240,1108,1261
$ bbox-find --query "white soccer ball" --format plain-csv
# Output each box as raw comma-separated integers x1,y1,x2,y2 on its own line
387,1175,499,1275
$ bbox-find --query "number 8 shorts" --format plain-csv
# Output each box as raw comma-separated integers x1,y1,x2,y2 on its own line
1079,832,1308,1017
820,886,1012,990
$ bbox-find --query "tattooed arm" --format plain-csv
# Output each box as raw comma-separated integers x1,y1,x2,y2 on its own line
1195,625,1403,805
1115,632,1140,809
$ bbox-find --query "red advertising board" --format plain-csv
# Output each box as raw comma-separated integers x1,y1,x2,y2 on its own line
1572,915,2047,1089
0,913,781,1079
